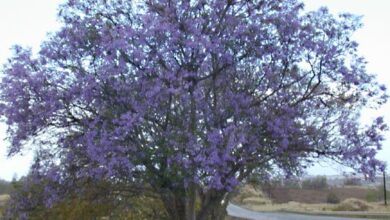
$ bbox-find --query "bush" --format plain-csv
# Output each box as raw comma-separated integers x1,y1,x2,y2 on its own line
4,177,116,220
302,176,328,190
333,198,371,211
110,196,168,220
4,175,168,220
326,192,340,204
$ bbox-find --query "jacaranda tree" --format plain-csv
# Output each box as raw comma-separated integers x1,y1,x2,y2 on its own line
0,0,388,219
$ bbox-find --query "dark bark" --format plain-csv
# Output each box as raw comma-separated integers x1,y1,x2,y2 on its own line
159,189,186,220
159,187,231,220
197,190,227,220
185,184,197,220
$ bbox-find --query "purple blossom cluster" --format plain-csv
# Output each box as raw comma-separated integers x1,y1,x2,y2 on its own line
0,0,387,219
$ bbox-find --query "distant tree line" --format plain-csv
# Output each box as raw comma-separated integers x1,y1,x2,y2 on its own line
301,176,328,190
253,175,329,190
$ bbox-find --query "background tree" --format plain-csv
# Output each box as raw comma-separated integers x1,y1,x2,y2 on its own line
0,0,387,219
302,176,328,190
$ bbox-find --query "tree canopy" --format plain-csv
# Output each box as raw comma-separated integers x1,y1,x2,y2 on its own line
0,0,387,219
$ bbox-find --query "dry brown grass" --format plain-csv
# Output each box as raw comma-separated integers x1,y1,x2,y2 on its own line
333,198,371,211
234,185,263,201
269,186,371,204
244,201,333,212
232,185,273,208
241,199,390,214
242,197,271,206
233,185,390,217
0,194,10,218
0,194,10,207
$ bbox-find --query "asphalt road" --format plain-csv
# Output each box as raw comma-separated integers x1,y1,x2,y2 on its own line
226,203,374,220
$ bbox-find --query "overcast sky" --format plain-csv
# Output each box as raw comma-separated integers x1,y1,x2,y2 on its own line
0,0,389,181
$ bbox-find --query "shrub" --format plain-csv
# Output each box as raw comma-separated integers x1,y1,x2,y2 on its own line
326,192,340,204
4,175,168,220
333,198,371,211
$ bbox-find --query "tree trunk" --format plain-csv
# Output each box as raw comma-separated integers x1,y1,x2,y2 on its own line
159,189,185,220
196,190,229,220
185,184,196,220
160,187,232,220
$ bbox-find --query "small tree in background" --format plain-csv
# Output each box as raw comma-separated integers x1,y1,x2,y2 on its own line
302,176,328,190
0,0,387,219
326,192,340,204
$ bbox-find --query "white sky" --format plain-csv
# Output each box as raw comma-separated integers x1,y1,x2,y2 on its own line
0,0,389,180
0,0,64,181
304,0,390,175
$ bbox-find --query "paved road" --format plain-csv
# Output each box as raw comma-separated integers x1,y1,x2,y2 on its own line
226,203,374,220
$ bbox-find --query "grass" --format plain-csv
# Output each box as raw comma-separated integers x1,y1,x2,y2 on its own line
0,194,10,217
242,200,390,212
267,186,374,204
232,185,390,219
0,194,10,203
332,198,372,211
239,200,390,219
232,185,271,205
